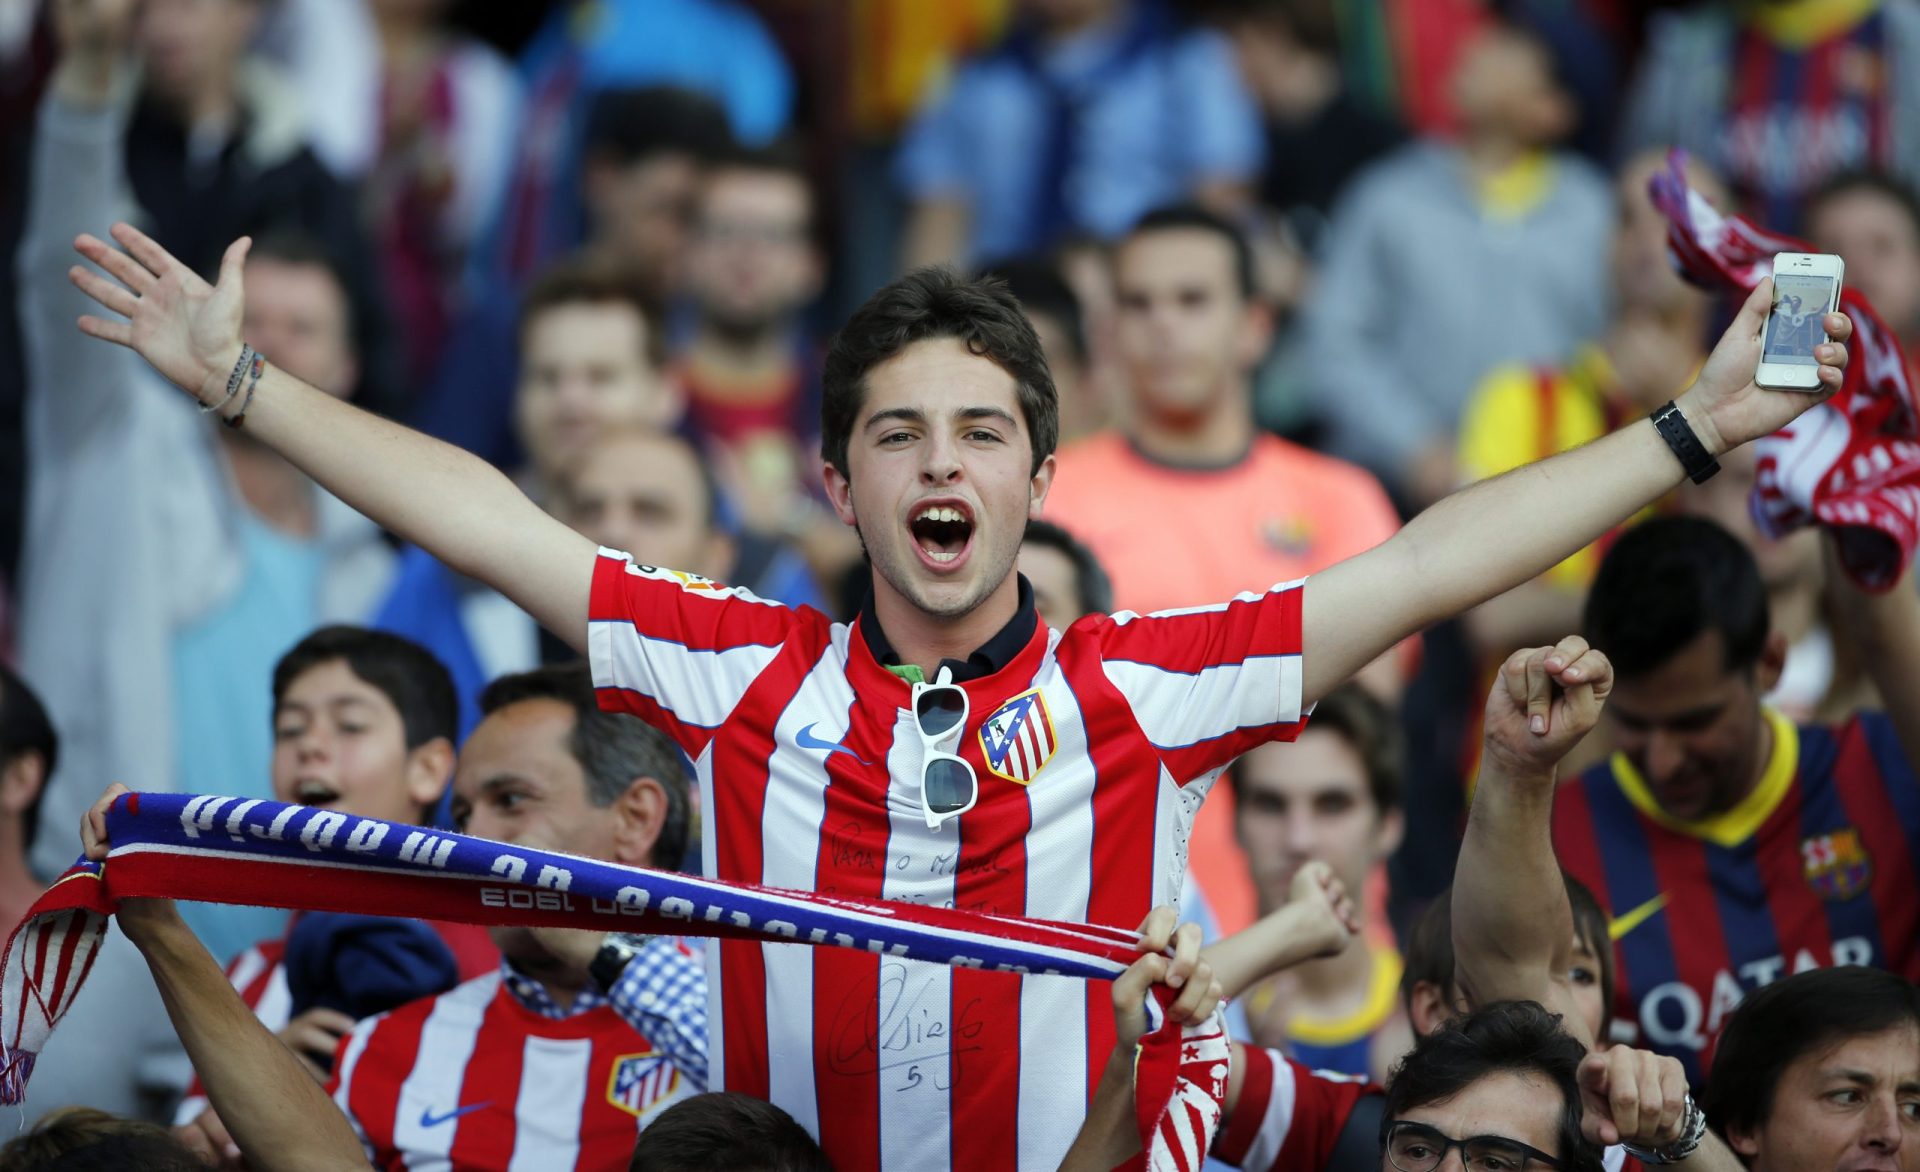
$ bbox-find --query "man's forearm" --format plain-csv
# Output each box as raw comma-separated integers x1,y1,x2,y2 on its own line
202,361,595,647
1203,905,1328,1000
128,908,367,1172
1057,1050,1141,1171
1304,406,1699,701
1453,760,1574,1027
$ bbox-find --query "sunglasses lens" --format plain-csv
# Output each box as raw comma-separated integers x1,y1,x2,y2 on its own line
924,758,975,815
916,686,966,739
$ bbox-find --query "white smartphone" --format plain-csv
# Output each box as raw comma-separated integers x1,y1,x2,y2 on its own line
1756,252,1845,390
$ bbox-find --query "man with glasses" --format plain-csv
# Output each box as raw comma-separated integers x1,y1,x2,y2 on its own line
60,212,1847,1169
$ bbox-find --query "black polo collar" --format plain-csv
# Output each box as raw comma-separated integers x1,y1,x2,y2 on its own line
858,575,1039,684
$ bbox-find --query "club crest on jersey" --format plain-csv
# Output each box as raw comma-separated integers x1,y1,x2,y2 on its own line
608,1052,679,1118
979,688,1056,785
1801,827,1872,902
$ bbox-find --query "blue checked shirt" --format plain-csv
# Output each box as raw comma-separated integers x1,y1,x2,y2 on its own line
498,935,709,1091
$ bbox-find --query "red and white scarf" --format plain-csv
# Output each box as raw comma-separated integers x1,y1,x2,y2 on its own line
1,792,1227,1171
1650,151,1920,590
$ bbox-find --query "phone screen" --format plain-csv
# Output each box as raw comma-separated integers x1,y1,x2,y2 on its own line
1764,273,1836,365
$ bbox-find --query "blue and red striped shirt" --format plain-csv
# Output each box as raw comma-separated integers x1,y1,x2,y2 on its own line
1554,708,1920,1087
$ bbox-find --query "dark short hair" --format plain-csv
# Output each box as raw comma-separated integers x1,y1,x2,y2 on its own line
1228,684,1402,813
1584,516,1770,679
1124,204,1257,301
518,260,667,368
584,85,735,171
1383,1001,1604,1172
1020,518,1112,616
821,267,1059,478
1707,967,1920,1139
0,1107,201,1171
1213,0,1342,55
628,1092,831,1172
1805,168,1920,245
978,257,1088,365
478,665,690,870
273,626,458,751
0,662,58,854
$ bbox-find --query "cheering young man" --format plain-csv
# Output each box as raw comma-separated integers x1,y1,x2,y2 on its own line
61,220,1847,1170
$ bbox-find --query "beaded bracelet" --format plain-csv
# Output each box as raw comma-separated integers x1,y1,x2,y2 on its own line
202,344,255,415
224,352,266,429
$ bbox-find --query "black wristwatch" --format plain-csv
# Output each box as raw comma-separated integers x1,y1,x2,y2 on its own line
1650,401,1721,485
1620,1094,1707,1164
589,934,642,993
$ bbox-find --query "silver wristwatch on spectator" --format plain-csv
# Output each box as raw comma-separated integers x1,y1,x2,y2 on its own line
1619,1094,1707,1164
588,933,641,993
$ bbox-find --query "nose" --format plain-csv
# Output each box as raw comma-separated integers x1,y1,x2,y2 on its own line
1644,730,1686,784
1282,810,1319,858
919,431,963,485
294,728,330,764
1860,1093,1902,1150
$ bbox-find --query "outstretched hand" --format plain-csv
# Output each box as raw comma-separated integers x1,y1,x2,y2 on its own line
1678,277,1851,454
1482,636,1613,780
70,223,248,404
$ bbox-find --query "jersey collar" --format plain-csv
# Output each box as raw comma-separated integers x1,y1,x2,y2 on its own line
856,574,1039,685
1608,707,1799,848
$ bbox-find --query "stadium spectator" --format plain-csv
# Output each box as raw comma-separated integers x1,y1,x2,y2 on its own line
19,9,396,973
65,205,1851,1168
1456,149,1720,662
328,664,703,1168
1620,0,1920,234
674,141,859,588
1047,206,1403,937
1554,517,1920,1086
1301,17,1612,507
1707,966,1920,1172
898,0,1263,268
365,0,523,386
980,257,1109,445
1017,518,1112,630
171,626,495,1163
0,661,54,934
481,0,793,288
1805,170,1920,355
417,85,734,474
1222,686,1409,1079
0,1106,203,1172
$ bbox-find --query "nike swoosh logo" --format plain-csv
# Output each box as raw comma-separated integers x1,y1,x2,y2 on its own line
1608,893,1669,941
796,722,870,765
419,1102,490,1128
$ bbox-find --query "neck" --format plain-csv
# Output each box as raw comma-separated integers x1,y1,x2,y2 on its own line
1128,385,1254,466
1456,131,1528,176
1291,935,1375,999
176,69,241,135
0,825,41,925
1602,305,1710,403
222,431,315,538
689,320,792,374
871,572,1020,676
1731,708,1777,811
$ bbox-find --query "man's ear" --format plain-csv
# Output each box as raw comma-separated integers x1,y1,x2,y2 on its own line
1235,299,1275,372
1725,1125,1760,1159
404,738,457,814
1407,980,1453,1038
1028,452,1058,517
1375,806,1405,860
1755,629,1789,694
824,461,857,528
611,777,669,868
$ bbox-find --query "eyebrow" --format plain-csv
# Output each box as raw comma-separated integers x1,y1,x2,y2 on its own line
862,405,1020,432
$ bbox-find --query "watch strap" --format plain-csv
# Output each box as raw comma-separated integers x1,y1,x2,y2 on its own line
1619,1094,1707,1164
1651,401,1721,485
589,934,639,993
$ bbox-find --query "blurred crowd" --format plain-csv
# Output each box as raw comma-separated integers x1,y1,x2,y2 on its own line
1,0,1919,1169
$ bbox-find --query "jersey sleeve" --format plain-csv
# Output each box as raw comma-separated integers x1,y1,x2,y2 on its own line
587,548,806,758
1212,1046,1378,1171
1095,581,1307,785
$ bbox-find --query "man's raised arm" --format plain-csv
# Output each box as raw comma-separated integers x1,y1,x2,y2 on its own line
67,224,597,649
1300,281,1851,702
1451,637,1610,1046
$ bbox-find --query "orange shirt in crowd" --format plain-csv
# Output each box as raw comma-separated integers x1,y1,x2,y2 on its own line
1045,431,1403,935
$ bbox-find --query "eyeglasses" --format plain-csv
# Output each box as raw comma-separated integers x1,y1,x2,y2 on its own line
912,667,976,830
1386,1121,1562,1172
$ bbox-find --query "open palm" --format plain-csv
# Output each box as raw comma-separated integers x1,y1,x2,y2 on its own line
1687,277,1852,452
70,222,248,402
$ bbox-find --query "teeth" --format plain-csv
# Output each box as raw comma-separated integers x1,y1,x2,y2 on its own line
295,780,337,802
927,551,960,563
916,505,967,523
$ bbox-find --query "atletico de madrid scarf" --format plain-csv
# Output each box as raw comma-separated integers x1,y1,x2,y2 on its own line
1650,150,1920,591
0,793,1229,1171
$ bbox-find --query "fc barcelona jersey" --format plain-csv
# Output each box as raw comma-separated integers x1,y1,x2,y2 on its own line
1553,709,1920,1087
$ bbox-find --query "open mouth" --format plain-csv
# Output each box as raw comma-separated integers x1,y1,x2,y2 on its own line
909,503,974,566
293,779,341,808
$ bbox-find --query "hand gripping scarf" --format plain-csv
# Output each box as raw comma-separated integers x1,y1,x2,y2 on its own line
0,793,1228,1171
1650,151,1920,591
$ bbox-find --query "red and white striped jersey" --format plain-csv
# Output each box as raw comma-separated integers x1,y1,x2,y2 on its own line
328,969,694,1171
586,549,1309,1171
1212,1046,1376,1170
